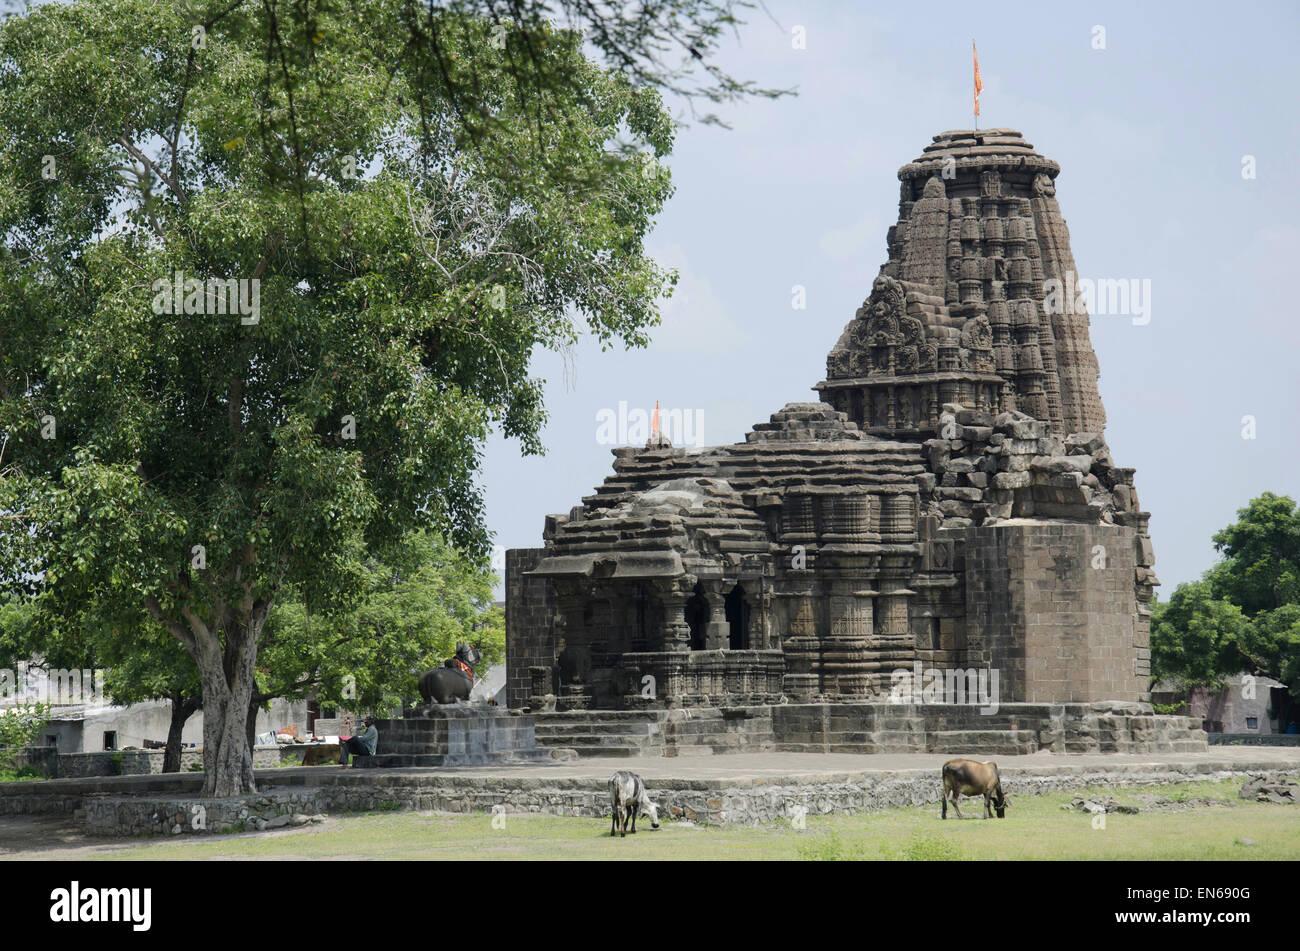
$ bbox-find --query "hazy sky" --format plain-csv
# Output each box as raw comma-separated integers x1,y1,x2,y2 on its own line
484,0,1300,597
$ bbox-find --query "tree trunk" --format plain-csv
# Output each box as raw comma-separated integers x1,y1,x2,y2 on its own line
246,690,266,763
148,586,272,797
163,694,199,773
192,609,267,797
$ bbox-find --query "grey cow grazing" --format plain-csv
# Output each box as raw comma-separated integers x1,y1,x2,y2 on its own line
609,771,660,837
940,758,1008,819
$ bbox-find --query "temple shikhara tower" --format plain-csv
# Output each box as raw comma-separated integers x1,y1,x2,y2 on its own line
506,130,1202,756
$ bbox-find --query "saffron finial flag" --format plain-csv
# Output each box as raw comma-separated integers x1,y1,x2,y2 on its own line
652,400,660,436
973,40,983,122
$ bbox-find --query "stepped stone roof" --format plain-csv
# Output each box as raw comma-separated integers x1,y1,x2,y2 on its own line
532,130,1132,579
898,129,1060,182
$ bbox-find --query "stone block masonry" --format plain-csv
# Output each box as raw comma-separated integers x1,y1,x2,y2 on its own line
965,522,1143,703
527,703,1205,757
506,131,1163,724
352,707,562,768
505,547,557,711
9,746,280,778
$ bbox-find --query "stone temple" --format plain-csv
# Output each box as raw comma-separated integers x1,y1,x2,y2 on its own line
505,130,1205,755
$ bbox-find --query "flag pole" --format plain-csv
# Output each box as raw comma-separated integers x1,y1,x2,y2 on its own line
972,39,980,131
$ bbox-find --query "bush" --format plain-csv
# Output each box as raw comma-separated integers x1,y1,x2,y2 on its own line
892,831,963,862
796,832,865,861
0,703,50,770
0,765,43,783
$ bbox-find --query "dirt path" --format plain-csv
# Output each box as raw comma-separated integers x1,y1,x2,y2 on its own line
0,814,137,860
0,813,328,860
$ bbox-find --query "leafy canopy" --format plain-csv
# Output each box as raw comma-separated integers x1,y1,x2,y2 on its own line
259,529,503,713
1152,493,1300,696
0,0,676,631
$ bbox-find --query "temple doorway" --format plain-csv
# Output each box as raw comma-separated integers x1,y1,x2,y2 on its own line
725,584,750,650
685,584,709,650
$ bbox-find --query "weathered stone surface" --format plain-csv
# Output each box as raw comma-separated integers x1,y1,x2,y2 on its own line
504,129,1164,749
1238,776,1299,804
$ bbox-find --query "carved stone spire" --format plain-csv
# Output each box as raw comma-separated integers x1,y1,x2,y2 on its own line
818,129,1106,437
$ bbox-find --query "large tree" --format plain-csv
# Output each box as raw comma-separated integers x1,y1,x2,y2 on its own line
1152,493,1300,726
0,0,775,795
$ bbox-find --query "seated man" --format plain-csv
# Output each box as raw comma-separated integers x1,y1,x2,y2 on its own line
338,716,378,768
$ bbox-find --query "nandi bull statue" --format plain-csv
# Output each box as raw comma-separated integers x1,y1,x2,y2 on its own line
417,642,483,707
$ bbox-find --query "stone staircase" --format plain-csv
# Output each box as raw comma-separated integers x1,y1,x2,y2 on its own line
533,711,667,758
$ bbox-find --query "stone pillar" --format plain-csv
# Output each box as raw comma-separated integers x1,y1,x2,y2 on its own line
505,548,556,710
699,578,730,650
874,577,913,641
823,581,875,696
660,579,692,653
779,573,820,699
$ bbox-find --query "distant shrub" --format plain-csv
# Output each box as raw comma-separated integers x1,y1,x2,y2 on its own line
880,831,963,862
0,766,43,783
0,703,50,770
796,832,864,861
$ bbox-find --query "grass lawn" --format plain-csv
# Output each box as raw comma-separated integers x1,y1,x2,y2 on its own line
60,779,1298,860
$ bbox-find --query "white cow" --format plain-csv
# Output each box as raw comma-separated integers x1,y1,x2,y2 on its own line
609,771,660,837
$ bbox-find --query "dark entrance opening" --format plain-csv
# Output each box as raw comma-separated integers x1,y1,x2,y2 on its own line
685,584,709,651
1271,685,1296,734
725,584,750,650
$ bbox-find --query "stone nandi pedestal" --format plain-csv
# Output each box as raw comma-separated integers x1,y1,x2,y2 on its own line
353,706,562,768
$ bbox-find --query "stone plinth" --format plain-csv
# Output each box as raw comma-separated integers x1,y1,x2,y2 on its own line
353,706,557,768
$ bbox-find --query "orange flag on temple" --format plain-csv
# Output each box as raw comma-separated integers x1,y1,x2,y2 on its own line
973,40,983,119
652,400,660,436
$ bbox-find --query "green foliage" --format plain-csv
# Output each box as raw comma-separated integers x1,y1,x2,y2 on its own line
1240,604,1300,696
885,831,964,862
795,832,863,861
796,829,964,861
0,765,44,782
1,0,677,609
1208,492,1300,615
0,599,41,669
258,528,501,711
0,702,49,763
1152,493,1300,698
0,700,48,773
1151,581,1249,691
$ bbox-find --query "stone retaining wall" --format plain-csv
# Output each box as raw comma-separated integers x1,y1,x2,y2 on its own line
665,706,775,755
7,746,282,779
81,792,325,837
1208,734,1300,746
55,759,1300,835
